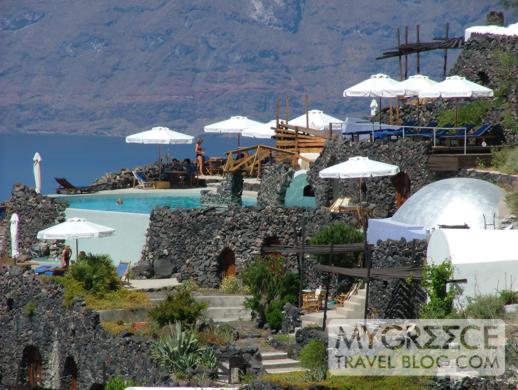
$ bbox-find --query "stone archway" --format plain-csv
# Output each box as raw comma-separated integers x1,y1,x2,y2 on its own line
62,356,78,390
391,171,411,210
19,346,43,387
261,236,282,258
218,248,236,278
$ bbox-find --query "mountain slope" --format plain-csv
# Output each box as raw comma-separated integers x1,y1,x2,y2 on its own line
0,0,503,136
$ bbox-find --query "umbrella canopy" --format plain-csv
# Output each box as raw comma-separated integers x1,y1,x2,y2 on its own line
418,76,494,99
288,110,344,130
319,156,400,179
125,126,194,145
398,74,438,97
33,152,42,194
343,74,403,98
204,116,263,134
10,213,19,258
37,218,115,240
241,119,279,139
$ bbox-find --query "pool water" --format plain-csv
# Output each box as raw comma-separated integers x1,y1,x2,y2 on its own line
57,193,256,214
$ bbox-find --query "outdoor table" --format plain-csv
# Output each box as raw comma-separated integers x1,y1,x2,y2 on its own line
167,170,188,188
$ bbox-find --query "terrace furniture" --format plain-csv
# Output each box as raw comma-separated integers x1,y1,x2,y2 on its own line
328,197,351,213
205,157,226,176
116,261,130,284
302,290,321,313
55,177,101,194
335,282,360,306
132,171,155,189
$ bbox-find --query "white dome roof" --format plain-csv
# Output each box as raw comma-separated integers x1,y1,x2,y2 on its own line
392,178,509,230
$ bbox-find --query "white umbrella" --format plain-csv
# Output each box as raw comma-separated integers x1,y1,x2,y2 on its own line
10,213,19,259
288,109,344,130
241,119,279,139
204,116,264,146
33,152,42,194
397,75,438,125
319,156,400,179
398,74,438,97
37,218,115,260
344,74,403,130
125,126,194,144
418,75,494,125
319,156,400,320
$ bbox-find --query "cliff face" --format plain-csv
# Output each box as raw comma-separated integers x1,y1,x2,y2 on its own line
0,0,501,136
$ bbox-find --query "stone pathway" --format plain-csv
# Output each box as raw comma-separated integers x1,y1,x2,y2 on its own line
128,277,180,290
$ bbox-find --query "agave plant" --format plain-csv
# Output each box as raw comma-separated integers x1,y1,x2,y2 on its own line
151,322,217,380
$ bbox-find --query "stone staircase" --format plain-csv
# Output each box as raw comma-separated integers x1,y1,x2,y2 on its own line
260,351,306,374
301,287,367,327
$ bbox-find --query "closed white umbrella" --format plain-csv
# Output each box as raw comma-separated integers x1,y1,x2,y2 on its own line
33,152,42,194
319,156,400,320
288,109,344,130
418,75,494,125
204,116,264,146
10,213,19,259
37,218,115,260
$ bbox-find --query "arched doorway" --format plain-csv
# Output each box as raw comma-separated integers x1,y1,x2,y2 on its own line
62,356,78,390
218,248,236,278
261,236,282,258
19,346,43,386
391,172,411,210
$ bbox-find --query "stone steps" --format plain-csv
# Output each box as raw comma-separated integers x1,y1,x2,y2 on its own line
204,306,251,322
260,350,306,374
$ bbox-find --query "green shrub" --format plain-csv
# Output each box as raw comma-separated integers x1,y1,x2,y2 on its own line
420,261,460,319
23,300,35,317
149,286,207,327
151,322,217,381
492,147,518,175
299,340,327,381
437,100,493,128
68,254,121,294
463,294,505,319
241,256,299,330
499,289,518,305
309,222,363,267
105,376,135,390
508,189,518,216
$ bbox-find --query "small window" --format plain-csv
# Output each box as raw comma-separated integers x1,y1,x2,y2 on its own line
303,185,315,197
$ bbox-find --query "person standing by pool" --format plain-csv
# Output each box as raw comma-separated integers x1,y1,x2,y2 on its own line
195,139,205,175
60,245,72,269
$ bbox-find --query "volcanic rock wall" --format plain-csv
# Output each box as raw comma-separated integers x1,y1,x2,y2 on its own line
367,239,427,318
136,206,351,287
307,138,434,217
256,164,295,208
0,266,164,389
1,184,67,258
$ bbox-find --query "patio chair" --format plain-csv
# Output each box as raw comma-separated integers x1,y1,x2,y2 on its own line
55,177,100,194
302,291,320,313
132,171,155,189
116,261,130,284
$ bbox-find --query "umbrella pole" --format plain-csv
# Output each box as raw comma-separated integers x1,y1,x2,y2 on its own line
75,239,79,261
455,99,459,126
237,133,241,148
379,97,382,130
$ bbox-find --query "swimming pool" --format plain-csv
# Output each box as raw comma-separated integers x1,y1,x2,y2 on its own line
56,193,256,214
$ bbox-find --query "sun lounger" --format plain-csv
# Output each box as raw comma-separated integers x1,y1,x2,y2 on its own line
132,171,155,189
55,178,100,194
116,261,130,284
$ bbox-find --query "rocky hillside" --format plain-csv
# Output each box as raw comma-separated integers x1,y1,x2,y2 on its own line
0,0,504,136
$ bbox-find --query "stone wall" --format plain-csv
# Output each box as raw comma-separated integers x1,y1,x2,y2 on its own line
307,138,434,217
0,266,165,389
1,184,67,259
256,164,294,208
200,172,243,207
368,239,427,318
458,168,518,190
135,207,351,287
